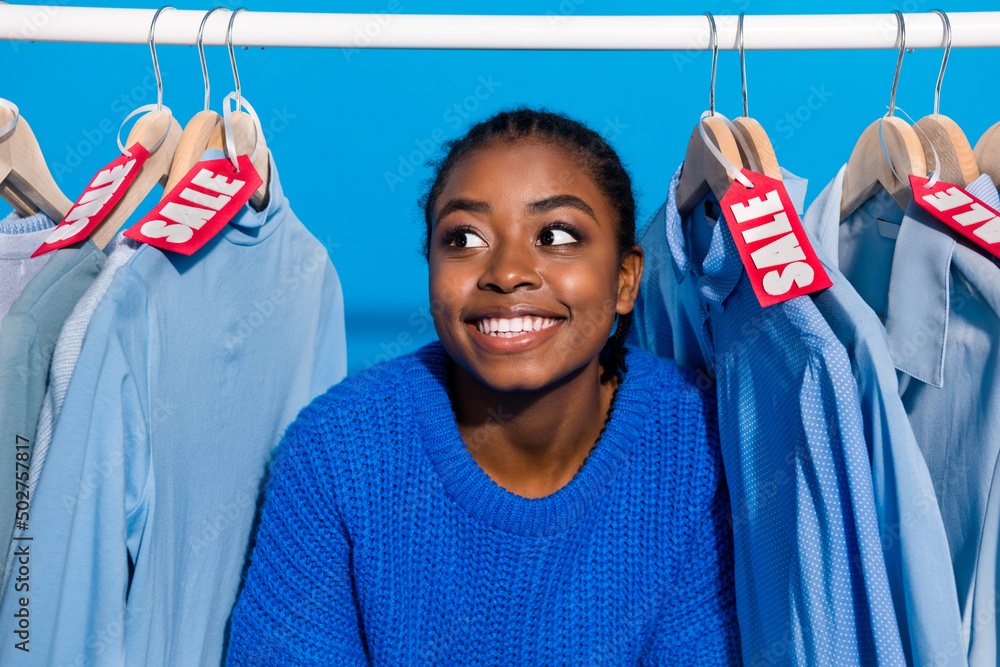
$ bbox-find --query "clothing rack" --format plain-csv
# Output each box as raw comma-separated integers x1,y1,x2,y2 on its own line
3,7,1000,51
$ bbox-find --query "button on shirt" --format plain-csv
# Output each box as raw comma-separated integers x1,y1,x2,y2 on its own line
630,165,905,666
806,168,1000,665
804,167,965,666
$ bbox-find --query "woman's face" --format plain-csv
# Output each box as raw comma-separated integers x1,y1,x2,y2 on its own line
428,139,642,392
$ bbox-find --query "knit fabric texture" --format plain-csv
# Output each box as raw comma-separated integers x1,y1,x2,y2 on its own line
0,211,56,333
227,341,740,665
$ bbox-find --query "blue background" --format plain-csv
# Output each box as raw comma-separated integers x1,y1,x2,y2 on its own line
6,0,999,374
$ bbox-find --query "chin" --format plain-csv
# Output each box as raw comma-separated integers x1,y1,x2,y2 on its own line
455,350,557,393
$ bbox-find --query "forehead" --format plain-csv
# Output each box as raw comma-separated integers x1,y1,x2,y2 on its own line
434,140,614,220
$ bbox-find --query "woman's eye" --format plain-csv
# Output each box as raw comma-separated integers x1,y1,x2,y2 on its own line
451,231,487,248
538,228,577,246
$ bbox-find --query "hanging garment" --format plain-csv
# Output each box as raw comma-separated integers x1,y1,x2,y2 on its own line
0,150,348,666
805,168,1000,666
803,173,965,666
1,233,140,591
227,341,740,665
0,212,56,331
0,236,105,577
629,165,905,666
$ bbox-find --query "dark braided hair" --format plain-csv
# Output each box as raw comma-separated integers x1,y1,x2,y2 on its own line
420,107,636,384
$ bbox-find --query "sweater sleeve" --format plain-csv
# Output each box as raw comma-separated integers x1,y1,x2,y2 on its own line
226,408,369,666
639,381,741,666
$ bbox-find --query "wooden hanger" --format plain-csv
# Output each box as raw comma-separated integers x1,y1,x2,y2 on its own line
202,8,269,211
162,8,227,196
974,122,1000,188
90,8,182,250
841,11,927,219
206,107,269,211
731,14,782,181
165,110,223,194
676,115,744,216
732,117,781,179
0,104,72,222
676,12,745,216
914,10,979,187
90,108,182,250
841,117,926,217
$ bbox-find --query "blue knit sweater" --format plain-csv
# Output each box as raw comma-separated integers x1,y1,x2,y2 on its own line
226,341,739,665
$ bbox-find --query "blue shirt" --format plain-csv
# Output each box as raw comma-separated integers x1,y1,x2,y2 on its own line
0,151,348,666
806,168,1000,665
629,166,905,666
227,341,740,665
804,167,965,666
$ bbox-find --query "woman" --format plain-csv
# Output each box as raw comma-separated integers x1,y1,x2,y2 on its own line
226,108,740,665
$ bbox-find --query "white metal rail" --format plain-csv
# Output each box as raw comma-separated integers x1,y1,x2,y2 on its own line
1,7,999,51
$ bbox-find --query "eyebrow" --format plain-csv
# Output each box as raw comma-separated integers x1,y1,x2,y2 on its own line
437,198,490,221
435,194,600,225
527,195,599,225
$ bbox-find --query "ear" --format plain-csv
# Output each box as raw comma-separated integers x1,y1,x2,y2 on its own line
615,245,644,316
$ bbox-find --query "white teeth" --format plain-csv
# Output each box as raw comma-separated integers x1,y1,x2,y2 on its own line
475,316,561,336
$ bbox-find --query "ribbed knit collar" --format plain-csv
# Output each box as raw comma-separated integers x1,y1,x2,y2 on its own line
411,341,656,537
0,211,55,259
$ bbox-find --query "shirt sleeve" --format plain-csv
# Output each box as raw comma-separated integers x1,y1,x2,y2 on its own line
639,381,741,666
0,272,151,666
226,409,369,666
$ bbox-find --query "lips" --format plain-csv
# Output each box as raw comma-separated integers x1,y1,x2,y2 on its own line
463,308,565,352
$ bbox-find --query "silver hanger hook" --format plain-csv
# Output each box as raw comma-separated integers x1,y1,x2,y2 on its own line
888,10,905,118
197,7,227,113
148,6,175,110
227,8,247,111
704,11,718,116
929,9,951,115
738,12,748,117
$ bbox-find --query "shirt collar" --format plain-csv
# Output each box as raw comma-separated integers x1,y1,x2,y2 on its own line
884,172,999,387
662,164,694,282
685,166,808,309
197,148,284,232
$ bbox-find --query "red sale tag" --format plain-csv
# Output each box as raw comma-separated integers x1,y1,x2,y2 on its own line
124,155,262,255
31,143,150,257
910,174,1000,259
719,169,832,307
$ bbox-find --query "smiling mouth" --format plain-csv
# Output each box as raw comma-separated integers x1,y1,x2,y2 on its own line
473,316,561,337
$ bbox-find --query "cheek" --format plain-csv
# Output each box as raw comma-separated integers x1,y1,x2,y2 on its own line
428,259,477,322
542,256,620,317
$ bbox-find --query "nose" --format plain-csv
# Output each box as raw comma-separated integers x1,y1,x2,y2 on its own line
478,238,541,294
